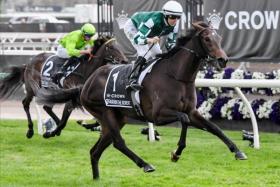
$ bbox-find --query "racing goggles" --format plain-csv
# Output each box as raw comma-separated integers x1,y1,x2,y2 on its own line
168,15,181,20
84,33,94,38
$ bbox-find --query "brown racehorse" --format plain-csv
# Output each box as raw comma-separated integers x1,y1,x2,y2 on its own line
36,22,248,179
0,36,127,139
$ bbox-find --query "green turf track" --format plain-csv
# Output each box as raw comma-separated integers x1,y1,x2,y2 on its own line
0,119,279,187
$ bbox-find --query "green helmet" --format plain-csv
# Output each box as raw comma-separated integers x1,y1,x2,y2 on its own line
81,23,96,35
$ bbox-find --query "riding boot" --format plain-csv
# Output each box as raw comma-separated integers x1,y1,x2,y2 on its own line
52,56,78,84
126,56,146,91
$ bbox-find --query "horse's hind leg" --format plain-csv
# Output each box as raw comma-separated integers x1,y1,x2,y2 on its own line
190,110,247,160
22,94,34,138
43,102,73,138
103,109,155,173
90,130,112,179
43,105,60,125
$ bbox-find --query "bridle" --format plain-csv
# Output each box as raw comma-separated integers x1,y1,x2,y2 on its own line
179,27,218,62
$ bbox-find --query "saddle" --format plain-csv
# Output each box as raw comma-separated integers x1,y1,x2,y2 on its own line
104,58,160,117
41,55,79,88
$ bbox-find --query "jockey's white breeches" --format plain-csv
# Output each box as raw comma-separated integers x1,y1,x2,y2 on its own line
123,19,162,60
56,45,70,59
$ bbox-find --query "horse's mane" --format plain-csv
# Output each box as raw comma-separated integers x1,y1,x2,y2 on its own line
157,22,210,59
91,35,113,53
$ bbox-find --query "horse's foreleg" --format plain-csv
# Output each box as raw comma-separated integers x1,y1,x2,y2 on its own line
22,95,34,138
171,112,190,162
189,110,247,160
43,105,60,125
152,108,190,162
103,109,155,173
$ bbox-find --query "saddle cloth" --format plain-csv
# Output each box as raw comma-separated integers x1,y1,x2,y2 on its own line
104,58,159,108
40,55,79,88
104,65,133,108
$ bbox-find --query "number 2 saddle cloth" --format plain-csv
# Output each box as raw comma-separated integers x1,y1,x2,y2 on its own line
40,55,79,88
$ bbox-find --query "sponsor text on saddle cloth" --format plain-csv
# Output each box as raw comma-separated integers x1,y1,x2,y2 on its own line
41,55,79,88
104,59,158,109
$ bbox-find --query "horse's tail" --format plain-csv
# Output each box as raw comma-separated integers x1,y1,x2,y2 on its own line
0,65,26,100
36,86,83,106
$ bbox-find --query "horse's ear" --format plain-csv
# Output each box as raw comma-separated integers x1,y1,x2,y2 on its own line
192,21,205,31
105,35,111,40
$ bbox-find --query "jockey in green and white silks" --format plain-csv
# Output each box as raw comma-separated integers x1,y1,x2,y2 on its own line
53,23,96,83
124,0,183,91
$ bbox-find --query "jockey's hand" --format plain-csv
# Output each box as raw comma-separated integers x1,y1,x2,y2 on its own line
147,36,160,44
80,48,92,55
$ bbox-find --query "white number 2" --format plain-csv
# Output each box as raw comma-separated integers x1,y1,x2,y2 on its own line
112,71,119,92
43,61,54,77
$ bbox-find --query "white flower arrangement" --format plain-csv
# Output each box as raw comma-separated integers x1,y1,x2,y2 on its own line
221,98,239,120
196,71,206,79
198,98,215,119
239,101,250,119
231,69,245,79
197,96,279,124
256,100,276,119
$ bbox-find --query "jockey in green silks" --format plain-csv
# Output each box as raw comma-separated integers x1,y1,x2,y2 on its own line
52,23,96,83
123,0,183,91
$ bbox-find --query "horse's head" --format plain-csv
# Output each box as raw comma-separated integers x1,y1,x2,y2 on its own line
192,21,228,70
92,35,128,65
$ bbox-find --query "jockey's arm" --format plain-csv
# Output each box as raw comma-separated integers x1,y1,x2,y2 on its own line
65,40,80,57
65,39,94,57
80,41,94,55
133,18,158,45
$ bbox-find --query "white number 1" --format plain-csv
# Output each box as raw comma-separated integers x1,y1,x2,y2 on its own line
112,71,119,92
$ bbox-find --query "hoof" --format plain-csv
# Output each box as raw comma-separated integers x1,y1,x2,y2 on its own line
143,164,155,173
43,131,55,139
235,151,248,160
171,151,180,162
55,130,61,136
26,129,34,139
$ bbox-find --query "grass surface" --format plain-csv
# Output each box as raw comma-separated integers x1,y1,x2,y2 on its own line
0,119,279,187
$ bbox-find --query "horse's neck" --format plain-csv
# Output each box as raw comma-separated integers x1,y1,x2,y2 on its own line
170,43,201,83
80,47,106,78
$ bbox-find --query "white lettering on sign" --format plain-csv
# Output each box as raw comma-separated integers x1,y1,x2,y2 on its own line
225,10,279,30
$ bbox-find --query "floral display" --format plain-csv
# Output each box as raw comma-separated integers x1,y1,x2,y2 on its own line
196,95,280,125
